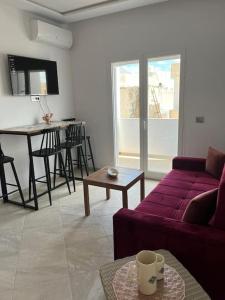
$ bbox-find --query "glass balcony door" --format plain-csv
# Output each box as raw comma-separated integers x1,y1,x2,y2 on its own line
112,55,182,179
145,55,181,179
112,61,141,169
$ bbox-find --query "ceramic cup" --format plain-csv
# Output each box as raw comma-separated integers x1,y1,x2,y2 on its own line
136,250,157,295
156,254,165,280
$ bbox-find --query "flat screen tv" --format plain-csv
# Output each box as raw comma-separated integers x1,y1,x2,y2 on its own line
8,55,59,96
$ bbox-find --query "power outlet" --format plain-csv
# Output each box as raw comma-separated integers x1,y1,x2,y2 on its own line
195,116,205,123
31,95,40,102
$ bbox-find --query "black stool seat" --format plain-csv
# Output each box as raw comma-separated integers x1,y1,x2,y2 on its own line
60,141,81,149
32,147,62,157
0,156,14,164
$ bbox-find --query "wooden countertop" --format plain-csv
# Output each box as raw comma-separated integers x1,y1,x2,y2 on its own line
0,121,86,136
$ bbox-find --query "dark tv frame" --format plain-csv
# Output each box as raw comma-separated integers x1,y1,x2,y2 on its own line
8,54,59,96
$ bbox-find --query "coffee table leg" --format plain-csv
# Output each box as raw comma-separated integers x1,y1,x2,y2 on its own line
122,190,128,208
106,188,111,200
140,176,145,201
83,181,90,216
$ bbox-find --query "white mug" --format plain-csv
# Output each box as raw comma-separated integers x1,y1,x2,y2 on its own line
156,254,165,280
136,250,157,295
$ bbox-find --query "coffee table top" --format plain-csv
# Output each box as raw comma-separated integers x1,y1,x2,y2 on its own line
84,166,144,189
99,249,210,300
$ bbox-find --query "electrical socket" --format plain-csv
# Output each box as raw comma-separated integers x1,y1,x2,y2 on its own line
31,95,40,102
195,116,205,123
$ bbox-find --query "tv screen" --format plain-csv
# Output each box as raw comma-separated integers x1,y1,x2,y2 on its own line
8,55,59,96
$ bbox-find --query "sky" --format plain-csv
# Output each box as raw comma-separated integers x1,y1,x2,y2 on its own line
119,58,180,88
120,58,180,73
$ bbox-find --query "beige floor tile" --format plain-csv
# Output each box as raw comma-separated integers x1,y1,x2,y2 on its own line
70,270,105,300
0,213,25,234
0,270,16,290
61,211,99,228
0,231,22,256
0,288,13,300
66,237,113,275
0,178,156,299
17,245,67,269
63,224,107,247
23,209,62,231
20,228,64,250
13,276,72,300
14,266,69,289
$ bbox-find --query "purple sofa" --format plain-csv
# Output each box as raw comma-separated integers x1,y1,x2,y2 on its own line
113,157,225,299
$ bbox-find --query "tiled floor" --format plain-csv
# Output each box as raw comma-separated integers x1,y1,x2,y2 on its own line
0,179,158,300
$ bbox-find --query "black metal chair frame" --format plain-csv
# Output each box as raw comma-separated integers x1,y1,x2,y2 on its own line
55,123,89,189
82,128,96,172
29,127,71,206
62,118,96,175
0,144,25,207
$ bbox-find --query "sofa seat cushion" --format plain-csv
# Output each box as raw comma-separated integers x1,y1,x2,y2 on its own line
135,169,219,221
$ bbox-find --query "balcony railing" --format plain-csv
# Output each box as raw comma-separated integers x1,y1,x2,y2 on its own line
118,118,178,157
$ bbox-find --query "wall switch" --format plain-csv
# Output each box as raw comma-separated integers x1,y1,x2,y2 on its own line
195,116,205,123
31,95,40,102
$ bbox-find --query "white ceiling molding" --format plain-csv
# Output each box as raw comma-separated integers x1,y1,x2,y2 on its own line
1,0,168,23
1,0,65,22
30,0,111,14
65,0,169,22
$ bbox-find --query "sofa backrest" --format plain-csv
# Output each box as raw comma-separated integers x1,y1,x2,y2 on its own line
212,164,225,230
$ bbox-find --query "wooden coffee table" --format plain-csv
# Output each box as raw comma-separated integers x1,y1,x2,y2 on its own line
83,166,145,216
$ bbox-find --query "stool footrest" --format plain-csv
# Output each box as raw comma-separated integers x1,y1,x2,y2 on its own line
0,189,19,198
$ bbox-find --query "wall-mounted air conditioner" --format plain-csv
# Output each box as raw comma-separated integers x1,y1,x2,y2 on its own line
31,20,73,49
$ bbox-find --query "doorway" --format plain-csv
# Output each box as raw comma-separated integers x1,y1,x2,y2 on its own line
112,55,182,179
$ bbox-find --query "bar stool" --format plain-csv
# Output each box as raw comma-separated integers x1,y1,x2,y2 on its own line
56,123,88,189
0,144,25,206
29,127,71,206
82,127,96,172
62,118,96,174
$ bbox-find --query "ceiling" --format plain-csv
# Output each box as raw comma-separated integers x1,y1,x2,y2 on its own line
2,0,168,23
30,0,112,14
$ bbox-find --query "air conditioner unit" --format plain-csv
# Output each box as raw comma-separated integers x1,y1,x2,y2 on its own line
31,20,73,49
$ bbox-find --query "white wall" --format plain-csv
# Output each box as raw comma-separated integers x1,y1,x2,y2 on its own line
70,0,225,168
0,3,75,189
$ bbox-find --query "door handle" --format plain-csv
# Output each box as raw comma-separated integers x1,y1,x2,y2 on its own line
143,120,147,131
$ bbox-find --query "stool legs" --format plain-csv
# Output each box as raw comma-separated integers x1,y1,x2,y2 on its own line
0,161,24,206
29,151,71,207
76,146,89,178
87,137,96,171
0,163,8,202
53,154,57,189
10,161,25,207
58,152,71,194
67,149,76,192
77,147,83,178
44,157,52,206
27,135,38,210
80,147,89,176
53,151,75,193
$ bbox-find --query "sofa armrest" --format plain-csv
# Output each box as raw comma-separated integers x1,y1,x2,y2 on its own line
172,156,206,171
